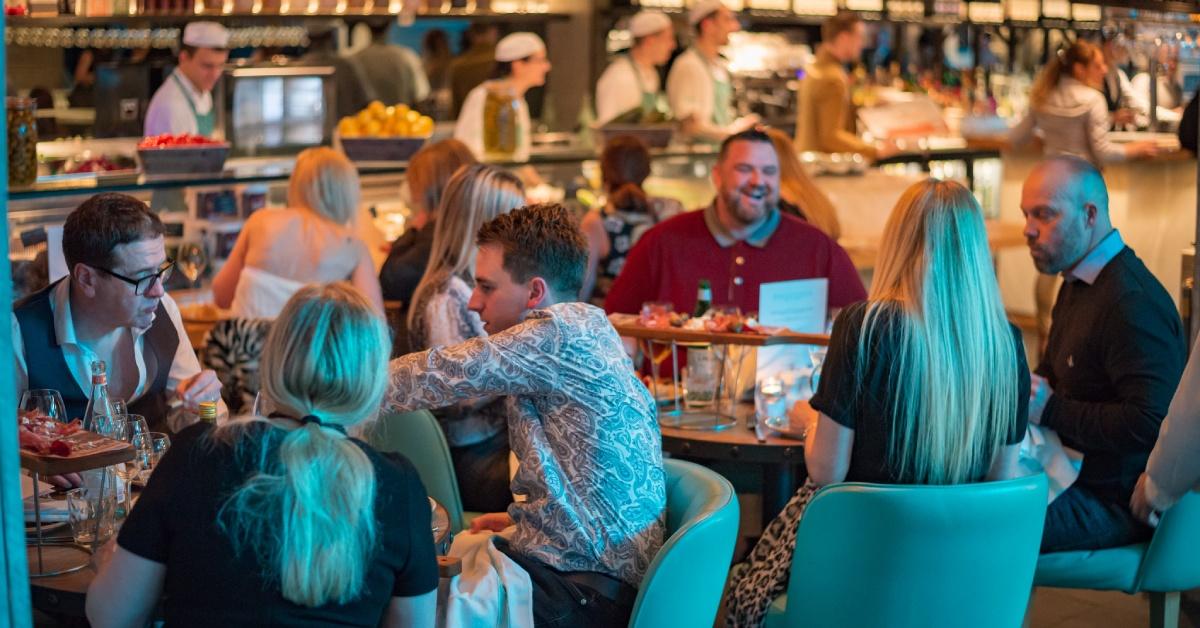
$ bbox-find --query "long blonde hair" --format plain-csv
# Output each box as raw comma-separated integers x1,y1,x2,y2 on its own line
287,147,361,225
1030,39,1102,109
216,282,390,607
406,163,525,335
766,127,842,240
862,179,1018,484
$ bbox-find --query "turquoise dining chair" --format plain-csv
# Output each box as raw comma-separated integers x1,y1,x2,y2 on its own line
765,473,1049,628
629,458,740,628
1034,490,1200,628
362,409,472,533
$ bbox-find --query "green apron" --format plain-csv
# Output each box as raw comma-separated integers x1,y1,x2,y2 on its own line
171,72,216,136
624,55,667,119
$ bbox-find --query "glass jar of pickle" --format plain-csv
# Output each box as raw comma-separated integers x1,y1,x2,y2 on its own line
7,98,38,187
482,84,520,162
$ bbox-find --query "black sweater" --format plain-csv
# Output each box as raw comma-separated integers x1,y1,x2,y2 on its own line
1037,247,1187,502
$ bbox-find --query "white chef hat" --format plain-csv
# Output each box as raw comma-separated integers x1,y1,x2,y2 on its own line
629,11,673,38
495,32,546,62
688,0,728,26
182,21,230,49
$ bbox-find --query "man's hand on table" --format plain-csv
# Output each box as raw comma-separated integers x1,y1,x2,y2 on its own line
468,512,514,534
46,473,83,490
1029,373,1052,425
175,370,222,413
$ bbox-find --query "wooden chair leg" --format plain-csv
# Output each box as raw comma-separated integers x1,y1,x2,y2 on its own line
1149,591,1181,628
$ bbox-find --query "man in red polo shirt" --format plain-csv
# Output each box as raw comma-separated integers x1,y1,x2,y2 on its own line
604,128,866,318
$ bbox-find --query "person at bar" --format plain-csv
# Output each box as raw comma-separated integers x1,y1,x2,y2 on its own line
666,0,756,142
351,19,430,108
211,147,383,318
11,193,223,436
454,32,551,162
580,135,684,304
604,128,865,318
406,164,525,514
1098,27,1138,129
594,10,676,126
724,179,1028,626
795,11,889,160
1021,156,1186,552
87,283,438,627
385,204,665,627
1130,333,1200,526
144,22,229,137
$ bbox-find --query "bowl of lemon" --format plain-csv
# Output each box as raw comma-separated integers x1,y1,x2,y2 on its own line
336,101,435,163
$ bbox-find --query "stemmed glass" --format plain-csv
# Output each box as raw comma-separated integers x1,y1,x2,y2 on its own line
113,415,150,516
19,389,68,423
135,433,171,485
177,241,208,289
807,347,829,397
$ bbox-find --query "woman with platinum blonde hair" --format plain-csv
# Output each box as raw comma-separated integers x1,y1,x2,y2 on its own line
212,146,384,318
88,283,438,627
723,179,1030,627
405,162,524,513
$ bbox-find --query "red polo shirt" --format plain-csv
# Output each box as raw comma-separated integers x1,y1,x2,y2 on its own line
604,207,866,316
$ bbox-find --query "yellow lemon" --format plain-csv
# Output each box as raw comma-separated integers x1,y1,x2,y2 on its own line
410,116,433,137
367,100,386,116
404,109,421,123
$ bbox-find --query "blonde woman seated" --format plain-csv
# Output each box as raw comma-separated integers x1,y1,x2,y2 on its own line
765,127,841,241
212,147,384,318
407,163,525,513
87,283,438,627
723,179,1030,627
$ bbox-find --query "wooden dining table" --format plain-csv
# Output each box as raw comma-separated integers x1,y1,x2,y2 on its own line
28,499,452,619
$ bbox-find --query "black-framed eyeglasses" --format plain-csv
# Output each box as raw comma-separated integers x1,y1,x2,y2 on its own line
95,259,175,296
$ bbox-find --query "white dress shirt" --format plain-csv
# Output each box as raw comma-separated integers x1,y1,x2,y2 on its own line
665,47,724,128
10,280,218,431
144,69,212,136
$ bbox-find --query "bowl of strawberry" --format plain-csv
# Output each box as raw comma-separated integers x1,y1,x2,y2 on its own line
137,134,230,175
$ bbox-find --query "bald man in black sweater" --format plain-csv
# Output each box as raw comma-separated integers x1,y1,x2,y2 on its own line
1021,156,1186,552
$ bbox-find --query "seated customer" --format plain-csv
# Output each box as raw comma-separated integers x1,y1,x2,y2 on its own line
12,192,222,435
379,138,478,305
1022,156,1186,552
87,283,438,627
1131,334,1200,525
212,147,383,318
723,179,1029,627
387,204,665,627
580,135,683,304
765,127,841,240
407,163,525,513
604,128,865,317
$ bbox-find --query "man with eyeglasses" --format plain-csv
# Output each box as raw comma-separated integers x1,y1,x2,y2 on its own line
12,193,223,454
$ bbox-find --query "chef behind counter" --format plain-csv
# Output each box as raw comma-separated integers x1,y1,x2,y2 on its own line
144,21,230,138
595,11,676,126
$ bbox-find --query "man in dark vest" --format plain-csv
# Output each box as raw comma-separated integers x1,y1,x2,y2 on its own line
1022,156,1186,552
12,193,223,449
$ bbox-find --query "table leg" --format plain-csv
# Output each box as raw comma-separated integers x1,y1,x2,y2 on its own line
762,463,799,524
33,471,44,572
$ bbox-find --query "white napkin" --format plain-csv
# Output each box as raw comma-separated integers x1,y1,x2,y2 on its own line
439,526,532,628
1019,424,1083,504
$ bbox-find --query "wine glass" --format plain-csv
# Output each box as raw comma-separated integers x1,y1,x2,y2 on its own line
111,399,128,419
115,417,151,516
177,241,208,288
807,347,829,397
19,389,68,423
136,433,171,485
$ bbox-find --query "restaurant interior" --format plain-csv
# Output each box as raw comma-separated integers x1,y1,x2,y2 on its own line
2,0,1200,625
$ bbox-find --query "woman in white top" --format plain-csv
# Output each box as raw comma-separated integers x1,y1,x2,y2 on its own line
212,147,383,318
1011,40,1156,166
453,32,551,162
407,164,525,513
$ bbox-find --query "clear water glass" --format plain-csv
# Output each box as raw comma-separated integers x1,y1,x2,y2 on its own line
19,389,68,423
684,346,718,409
66,487,116,545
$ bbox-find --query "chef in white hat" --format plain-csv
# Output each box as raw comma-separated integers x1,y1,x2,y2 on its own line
144,21,230,137
594,11,676,125
665,0,757,142
453,31,550,162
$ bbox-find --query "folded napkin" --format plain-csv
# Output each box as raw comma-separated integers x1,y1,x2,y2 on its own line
439,526,532,628
1019,424,1083,503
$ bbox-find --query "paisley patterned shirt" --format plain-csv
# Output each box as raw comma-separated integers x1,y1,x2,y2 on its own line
386,302,665,584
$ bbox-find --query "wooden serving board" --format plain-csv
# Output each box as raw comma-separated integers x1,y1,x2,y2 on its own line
609,314,830,347
20,437,135,476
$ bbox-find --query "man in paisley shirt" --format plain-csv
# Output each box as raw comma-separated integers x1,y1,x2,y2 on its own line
385,203,666,627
